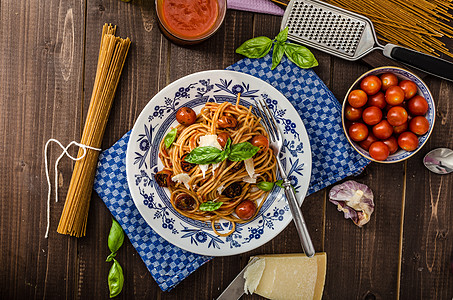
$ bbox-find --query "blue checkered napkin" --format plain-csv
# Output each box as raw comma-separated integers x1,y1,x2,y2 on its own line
93,55,370,292
227,54,370,194
93,133,212,292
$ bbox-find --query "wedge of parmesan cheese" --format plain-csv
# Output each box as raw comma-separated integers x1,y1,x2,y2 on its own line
171,173,191,190
243,253,327,300
198,134,223,178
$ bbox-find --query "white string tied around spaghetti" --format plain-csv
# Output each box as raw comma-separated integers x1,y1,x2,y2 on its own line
44,139,101,238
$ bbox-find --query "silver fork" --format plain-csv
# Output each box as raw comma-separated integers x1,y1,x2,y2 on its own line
255,97,315,258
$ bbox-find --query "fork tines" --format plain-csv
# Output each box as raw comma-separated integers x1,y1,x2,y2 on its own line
254,97,281,142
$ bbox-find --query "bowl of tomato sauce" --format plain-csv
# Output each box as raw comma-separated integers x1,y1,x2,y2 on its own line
342,66,436,163
155,0,227,45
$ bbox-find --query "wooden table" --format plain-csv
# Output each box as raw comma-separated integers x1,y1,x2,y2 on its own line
1,1,452,299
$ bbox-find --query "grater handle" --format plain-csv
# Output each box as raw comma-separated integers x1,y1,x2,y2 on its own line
382,44,453,82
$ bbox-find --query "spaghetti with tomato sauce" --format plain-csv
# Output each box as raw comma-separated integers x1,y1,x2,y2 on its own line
155,97,277,236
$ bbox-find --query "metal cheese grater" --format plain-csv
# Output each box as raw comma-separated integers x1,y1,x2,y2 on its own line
281,0,453,81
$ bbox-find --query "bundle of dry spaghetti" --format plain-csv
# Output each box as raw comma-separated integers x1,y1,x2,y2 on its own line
323,0,453,58
57,24,130,237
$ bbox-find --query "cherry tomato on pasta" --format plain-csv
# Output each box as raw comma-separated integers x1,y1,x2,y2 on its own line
385,86,405,105
407,95,428,116
367,92,386,109
223,182,243,198
217,115,238,128
348,123,369,142
176,107,197,125
362,106,382,125
181,153,196,172
360,75,382,95
348,89,368,108
174,193,196,211
398,132,419,151
154,170,172,187
387,106,408,126
372,120,393,140
250,135,269,153
380,73,398,91
382,136,399,154
399,80,418,100
235,200,257,220
369,141,390,161
345,105,363,121
409,116,430,135
217,132,230,148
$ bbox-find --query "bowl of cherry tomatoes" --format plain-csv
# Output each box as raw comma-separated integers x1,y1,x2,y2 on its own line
342,66,435,163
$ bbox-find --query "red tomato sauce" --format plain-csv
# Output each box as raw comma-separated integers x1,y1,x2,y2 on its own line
162,0,219,38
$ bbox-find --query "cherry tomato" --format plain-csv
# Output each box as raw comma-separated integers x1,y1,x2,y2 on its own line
235,200,257,220
398,131,419,151
217,115,237,128
344,105,363,121
223,182,243,198
359,133,378,151
382,136,399,154
176,107,197,125
217,132,230,148
399,80,418,100
369,141,390,161
181,153,196,172
250,135,269,153
393,122,408,135
380,73,398,91
362,106,383,125
360,75,382,95
154,170,172,187
387,106,408,126
349,123,369,142
348,89,368,108
408,95,428,116
372,120,393,140
385,86,405,106
367,92,386,109
409,116,430,135
174,193,196,211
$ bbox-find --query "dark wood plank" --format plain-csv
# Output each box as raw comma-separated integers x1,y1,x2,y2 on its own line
322,58,405,300
0,0,85,299
399,77,453,299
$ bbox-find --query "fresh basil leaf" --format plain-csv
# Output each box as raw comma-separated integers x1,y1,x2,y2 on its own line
229,142,260,161
164,128,177,149
108,259,124,298
199,201,223,211
106,252,117,262
184,146,223,164
272,42,285,70
236,36,273,58
108,219,124,254
275,180,296,193
275,27,288,43
284,43,318,69
219,138,232,161
257,181,274,191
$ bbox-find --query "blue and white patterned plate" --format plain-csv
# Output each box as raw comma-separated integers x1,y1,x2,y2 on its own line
125,70,312,256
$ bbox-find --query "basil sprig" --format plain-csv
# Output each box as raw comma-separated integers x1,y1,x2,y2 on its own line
185,139,258,165
236,27,318,70
164,128,177,149
106,219,125,298
257,181,274,192
199,201,223,211
108,259,124,298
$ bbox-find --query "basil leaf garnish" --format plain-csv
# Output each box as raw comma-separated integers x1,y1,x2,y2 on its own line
257,181,274,191
199,201,223,211
228,142,260,161
219,138,232,162
275,180,297,193
106,252,117,262
284,43,319,69
236,36,273,58
272,42,285,70
108,219,124,254
184,146,223,164
275,27,288,43
108,259,124,298
164,128,177,149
